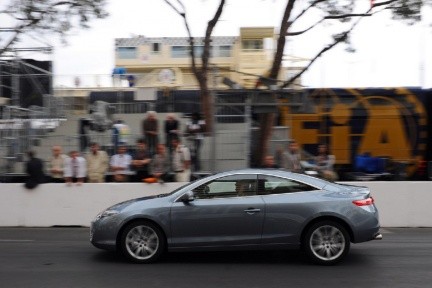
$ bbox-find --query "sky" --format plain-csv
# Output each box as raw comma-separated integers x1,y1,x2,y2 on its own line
3,0,432,89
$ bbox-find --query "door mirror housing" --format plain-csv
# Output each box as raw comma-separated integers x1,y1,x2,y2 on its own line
179,191,195,202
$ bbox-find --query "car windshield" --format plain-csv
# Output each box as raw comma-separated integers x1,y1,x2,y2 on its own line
161,178,203,197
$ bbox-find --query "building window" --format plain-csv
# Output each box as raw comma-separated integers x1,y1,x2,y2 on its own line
242,39,263,50
171,46,189,58
193,45,204,57
215,45,232,57
171,45,205,58
117,47,137,59
152,43,161,53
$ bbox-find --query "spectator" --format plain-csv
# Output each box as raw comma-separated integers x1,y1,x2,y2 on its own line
314,143,338,181
112,119,131,153
49,145,66,183
185,112,205,171
142,111,159,155
150,143,171,183
171,137,191,182
110,145,132,182
64,150,87,186
131,139,152,182
164,113,179,154
282,140,304,173
24,150,46,189
274,145,284,168
86,142,109,183
262,155,279,169
78,118,90,153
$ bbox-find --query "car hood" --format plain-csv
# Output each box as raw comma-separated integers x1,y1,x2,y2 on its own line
108,195,161,211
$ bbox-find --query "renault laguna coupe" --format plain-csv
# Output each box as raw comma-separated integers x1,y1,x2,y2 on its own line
90,169,381,265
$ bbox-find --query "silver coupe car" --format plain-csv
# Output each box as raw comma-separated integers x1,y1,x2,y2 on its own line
90,169,382,265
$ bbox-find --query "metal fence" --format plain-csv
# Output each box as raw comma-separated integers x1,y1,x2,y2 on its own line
1,89,306,177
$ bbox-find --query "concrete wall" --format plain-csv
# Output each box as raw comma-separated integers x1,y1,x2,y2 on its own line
0,181,431,227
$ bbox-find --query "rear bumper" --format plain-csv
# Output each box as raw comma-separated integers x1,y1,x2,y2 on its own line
352,225,381,243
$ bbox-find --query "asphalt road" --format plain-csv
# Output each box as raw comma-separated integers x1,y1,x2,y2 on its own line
0,227,431,288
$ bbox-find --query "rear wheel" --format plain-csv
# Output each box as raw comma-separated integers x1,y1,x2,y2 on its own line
120,221,165,263
303,220,350,265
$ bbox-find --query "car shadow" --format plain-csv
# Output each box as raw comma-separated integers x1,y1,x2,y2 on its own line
91,249,374,266
160,250,308,265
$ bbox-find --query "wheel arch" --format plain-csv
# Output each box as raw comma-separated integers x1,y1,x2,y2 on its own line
300,215,354,245
116,218,168,251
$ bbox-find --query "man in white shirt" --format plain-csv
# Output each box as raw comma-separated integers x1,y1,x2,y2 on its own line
171,137,191,182
64,151,87,185
110,145,132,182
49,145,67,183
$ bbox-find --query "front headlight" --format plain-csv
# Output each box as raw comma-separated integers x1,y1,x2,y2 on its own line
94,209,119,221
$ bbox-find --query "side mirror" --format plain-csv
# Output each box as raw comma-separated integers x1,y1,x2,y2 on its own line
179,191,195,203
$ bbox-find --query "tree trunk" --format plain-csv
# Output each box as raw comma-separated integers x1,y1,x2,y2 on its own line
196,71,213,133
255,112,276,167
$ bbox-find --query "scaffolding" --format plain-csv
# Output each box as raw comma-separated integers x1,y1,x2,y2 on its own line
0,46,59,174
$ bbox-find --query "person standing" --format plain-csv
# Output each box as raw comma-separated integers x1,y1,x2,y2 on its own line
171,137,191,182
78,118,90,153
185,112,205,171
112,119,130,153
49,145,67,183
282,140,304,173
86,142,109,183
24,150,46,189
131,139,152,182
142,111,159,155
164,113,179,154
64,150,87,185
110,145,132,182
262,155,279,169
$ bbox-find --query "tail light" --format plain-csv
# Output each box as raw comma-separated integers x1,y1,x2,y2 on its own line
353,197,374,206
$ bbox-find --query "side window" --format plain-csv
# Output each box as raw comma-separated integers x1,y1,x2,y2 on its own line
258,175,316,195
192,175,257,199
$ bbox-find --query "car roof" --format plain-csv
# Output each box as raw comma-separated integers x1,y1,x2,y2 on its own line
211,168,329,189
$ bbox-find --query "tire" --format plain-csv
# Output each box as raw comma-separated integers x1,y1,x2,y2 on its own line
303,220,350,265
120,221,165,263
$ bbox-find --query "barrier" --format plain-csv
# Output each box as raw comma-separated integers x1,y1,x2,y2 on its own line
0,182,431,227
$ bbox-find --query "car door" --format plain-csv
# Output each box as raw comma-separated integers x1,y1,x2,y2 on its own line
258,174,320,245
170,174,265,249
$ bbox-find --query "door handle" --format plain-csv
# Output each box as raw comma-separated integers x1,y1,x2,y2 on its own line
244,208,261,214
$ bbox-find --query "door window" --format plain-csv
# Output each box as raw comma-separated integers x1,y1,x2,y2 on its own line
193,175,257,199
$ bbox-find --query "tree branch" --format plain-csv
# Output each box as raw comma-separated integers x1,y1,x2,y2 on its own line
269,0,296,80
163,0,199,79
290,0,327,24
202,0,225,72
372,0,400,9
287,13,371,36
280,1,403,88
281,12,369,88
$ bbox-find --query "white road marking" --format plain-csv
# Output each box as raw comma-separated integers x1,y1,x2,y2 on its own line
0,239,35,242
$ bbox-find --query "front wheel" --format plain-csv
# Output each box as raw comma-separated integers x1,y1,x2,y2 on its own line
120,221,165,263
303,220,350,265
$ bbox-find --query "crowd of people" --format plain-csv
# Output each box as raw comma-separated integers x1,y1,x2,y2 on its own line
270,140,338,181
24,136,193,189
22,110,339,189
23,111,208,189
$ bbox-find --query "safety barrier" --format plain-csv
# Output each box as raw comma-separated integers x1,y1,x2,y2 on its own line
0,181,430,227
